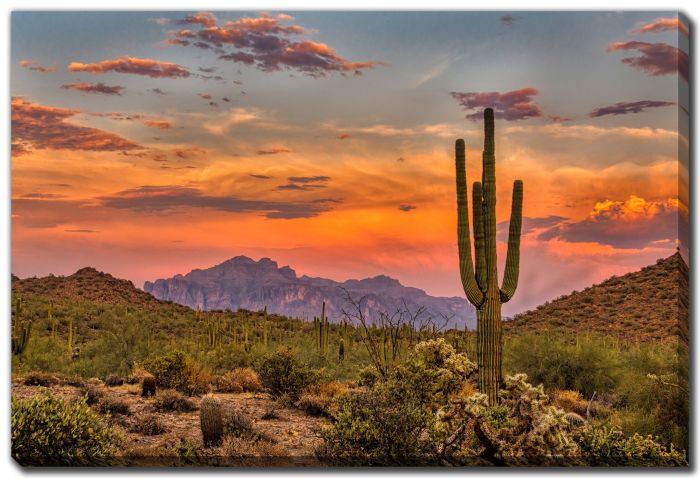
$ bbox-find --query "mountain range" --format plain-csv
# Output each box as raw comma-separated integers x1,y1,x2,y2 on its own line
143,256,476,328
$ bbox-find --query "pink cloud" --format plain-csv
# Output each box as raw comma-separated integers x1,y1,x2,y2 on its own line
68,56,190,79
607,41,688,82
166,12,384,77
18,60,56,73
11,97,141,154
144,120,173,129
450,87,543,121
633,17,689,37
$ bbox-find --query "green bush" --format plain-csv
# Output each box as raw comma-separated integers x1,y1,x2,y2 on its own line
143,351,188,390
143,351,211,396
575,426,687,466
12,391,118,466
255,347,318,400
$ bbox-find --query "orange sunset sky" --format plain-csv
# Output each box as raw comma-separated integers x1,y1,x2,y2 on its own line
11,11,689,315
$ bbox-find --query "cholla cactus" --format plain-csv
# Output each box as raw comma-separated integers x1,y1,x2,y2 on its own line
436,373,580,466
200,394,224,447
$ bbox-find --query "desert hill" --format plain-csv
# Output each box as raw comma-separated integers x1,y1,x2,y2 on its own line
504,252,688,343
12,267,181,310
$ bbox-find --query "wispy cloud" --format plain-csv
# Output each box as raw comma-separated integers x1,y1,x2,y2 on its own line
18,59,56,73
61,82,125,95
632,17,689,37
589,100,675,117
68,56,190,78
99,185,339,219
257,147,292,155
607,41,688,82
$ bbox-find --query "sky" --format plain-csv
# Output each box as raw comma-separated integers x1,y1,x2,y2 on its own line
10,11,689,315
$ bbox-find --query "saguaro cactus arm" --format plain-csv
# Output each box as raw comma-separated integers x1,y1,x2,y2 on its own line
472,181,487,291
455,139,485,307
500,180,523,303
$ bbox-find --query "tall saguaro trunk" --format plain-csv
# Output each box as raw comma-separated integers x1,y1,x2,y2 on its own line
455,108,523,405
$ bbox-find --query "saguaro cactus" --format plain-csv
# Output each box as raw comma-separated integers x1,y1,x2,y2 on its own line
454,108,523,404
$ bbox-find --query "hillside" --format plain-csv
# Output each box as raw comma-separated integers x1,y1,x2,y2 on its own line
504,253,688,343
12,267,180,310
144,256,475,328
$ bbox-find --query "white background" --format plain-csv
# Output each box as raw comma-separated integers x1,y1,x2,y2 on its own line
1,0,696,476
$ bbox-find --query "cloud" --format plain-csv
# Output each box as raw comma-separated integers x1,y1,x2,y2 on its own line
450,88,543,121
497,215,566,241
288,176,330,184
202,107,264,134
607,41,688,82
276,175,330,191
61,82,125,95
144,120,173,129
149,88,167,95
589,100,676,117
11,97,141,154
500,15,519,26
504,123,677,140
166,12,384,77
398,204,416,212
89,111,144,121
68,56,190,78
198,93,212,100
99,185,338,219
250,174,272,179
537,196,679,249
337,133,352,140
177,11,218,28
173,147,206,159
18,60,57,73
633,17,689,37
65,229,99,233
257,147,291,155
21,192,67,199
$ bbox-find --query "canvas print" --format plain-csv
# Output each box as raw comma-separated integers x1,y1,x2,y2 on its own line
10,11,689,467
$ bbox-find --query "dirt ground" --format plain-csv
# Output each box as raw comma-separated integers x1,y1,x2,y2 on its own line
12,378,330,467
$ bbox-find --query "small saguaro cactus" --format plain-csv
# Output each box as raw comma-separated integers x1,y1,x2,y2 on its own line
454,108,523,405
314,302,330,357
200,394,224,447
142,375,157,397
338,338,345,363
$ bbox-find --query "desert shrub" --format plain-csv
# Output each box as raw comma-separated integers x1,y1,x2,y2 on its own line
22,371,58,387
256,347,318,400
130,415,167,436
105,374,124,386
221,435,289,465
96,397,130,416
320,339,474,465
357,365,380,388
153,389,196,412
181,359,211,396
143,351,210,396
127,363,150,385
224,410,254,437
575,426,687,466
297,381,349,418
12,391,118,465
216,368,262,393
81,384,104,405
504,333,621,397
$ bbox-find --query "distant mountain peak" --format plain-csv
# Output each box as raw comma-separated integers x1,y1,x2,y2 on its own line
144,255,474,327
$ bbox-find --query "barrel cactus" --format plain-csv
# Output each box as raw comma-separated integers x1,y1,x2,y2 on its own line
454,108,523,404
200,394,224,447
141,375,156,397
